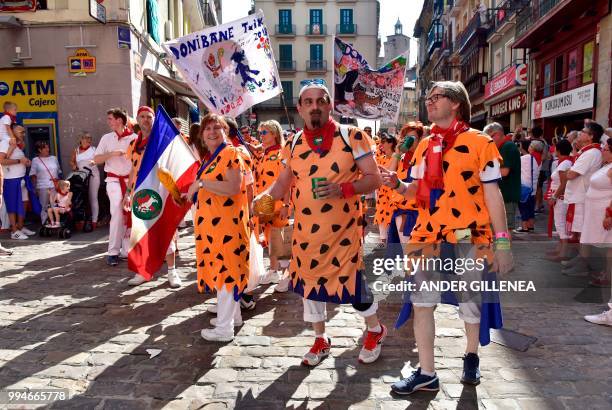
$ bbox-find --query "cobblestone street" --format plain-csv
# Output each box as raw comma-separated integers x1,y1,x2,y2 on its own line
0,217,611,410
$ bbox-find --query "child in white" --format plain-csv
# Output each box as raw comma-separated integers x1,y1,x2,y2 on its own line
47,180,72,227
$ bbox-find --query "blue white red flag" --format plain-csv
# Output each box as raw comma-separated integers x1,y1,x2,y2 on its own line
128,106,199,278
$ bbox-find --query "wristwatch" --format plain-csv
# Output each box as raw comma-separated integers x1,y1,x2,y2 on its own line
198,180,204,189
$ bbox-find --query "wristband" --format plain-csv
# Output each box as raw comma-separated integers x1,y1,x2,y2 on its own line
198,180,204,189
495,231,511,240
126,187,132,193
394,179,402,190
340,182,356,198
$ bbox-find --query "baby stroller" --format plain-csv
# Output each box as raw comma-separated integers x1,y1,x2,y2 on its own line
67,167,94,233
39,167,93,239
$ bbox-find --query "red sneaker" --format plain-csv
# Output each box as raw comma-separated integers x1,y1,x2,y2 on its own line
359,324,387,364
302,337,331,366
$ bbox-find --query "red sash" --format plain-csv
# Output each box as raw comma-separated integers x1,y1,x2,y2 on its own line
107,172,131,228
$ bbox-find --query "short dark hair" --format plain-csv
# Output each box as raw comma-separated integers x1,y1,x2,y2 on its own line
35,140,49,153
531,126,543,138
106,108,128,125
520,139,531,152
224,116,239,137
585,121,604,143
556,139,573,156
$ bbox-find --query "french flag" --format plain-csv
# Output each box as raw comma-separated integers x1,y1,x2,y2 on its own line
128,106,199,279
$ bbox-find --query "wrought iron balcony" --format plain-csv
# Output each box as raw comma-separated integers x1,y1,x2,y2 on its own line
336,24,357,36
278,60,297,72
455,13,489,53
306,60,327,72
275,24,296,36
305,24,327,36
427,21,444,57
516,0,561,38
464,72,488,98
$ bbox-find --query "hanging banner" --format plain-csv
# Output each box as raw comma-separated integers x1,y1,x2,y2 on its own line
334,38,407,123
0,0,36,12
163,10,281,118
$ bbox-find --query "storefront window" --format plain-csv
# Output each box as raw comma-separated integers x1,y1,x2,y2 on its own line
582,41,594,83
543,63,552,98
567,49,578,90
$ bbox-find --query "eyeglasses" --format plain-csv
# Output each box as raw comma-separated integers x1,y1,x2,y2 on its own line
425,93,448,105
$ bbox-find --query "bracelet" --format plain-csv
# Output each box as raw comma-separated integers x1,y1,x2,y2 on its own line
340,182,356,198
394,179,401,190
392,153,402,160
494,237,511,250
198,180,204,189
494,231,511,240
126,187,132,193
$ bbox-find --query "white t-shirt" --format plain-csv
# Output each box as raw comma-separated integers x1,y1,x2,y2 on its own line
0,139,26,179
0,115,12,142
520,154,541,192
550,159,572,192
94,131,137,178
29,156,61,189
564,148,602,204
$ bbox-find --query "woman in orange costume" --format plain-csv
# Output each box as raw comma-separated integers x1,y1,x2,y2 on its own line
254,120,291,291
184,114,250,342
374,133,397,245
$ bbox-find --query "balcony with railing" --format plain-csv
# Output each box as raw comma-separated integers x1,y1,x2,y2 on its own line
305,23,327,36
275,24,296,36
516,0,560,39
427,21,444,57
464,72,489,98
278,60,297,72
336,24,357,36
534,68,594,101
455,13,489,53
306,60,327,72
433,0,445,19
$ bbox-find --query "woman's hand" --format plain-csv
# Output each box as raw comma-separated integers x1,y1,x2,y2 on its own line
122,194,131,212
379,166,399,189
182,180,199,203
313,181,342,199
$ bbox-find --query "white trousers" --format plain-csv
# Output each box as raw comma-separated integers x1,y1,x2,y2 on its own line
303,299,378,323
37,187,55,224
553,200,569,240
88,169,101,223
106,181,129,256
378,224,388,241
216,287,242,333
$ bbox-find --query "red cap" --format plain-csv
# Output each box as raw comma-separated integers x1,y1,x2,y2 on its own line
137,106,154,116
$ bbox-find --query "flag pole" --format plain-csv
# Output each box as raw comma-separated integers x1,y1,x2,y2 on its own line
279,91,294,130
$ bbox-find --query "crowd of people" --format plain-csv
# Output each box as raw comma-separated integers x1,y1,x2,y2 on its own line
1,78,611,395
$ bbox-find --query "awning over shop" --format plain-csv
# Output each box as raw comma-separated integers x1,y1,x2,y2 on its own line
143,69,197,98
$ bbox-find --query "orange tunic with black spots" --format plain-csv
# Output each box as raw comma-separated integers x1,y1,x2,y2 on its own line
126,138,145,192
194,146,250,295
254,147,289,229
409,129,502,244
389,153,418,212
281,125,374,302
374,153,394,226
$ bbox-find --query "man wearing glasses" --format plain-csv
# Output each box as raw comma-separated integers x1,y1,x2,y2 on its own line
254,79,388,366
561,122,604,275
380,81,513,394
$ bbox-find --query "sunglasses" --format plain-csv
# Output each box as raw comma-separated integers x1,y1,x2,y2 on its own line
259,129,270,135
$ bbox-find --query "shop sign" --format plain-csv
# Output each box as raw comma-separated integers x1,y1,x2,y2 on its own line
69,49,96,74
118,26,131,49
532,83,595,120
485,63,528,100
0,67,57,112
490,93,527,117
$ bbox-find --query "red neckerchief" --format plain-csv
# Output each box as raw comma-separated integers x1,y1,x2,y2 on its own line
416,119,469,208
16,140,25,150
402,150,414,171
134,131,149,154
531,151,542,166
3,112,17,123
577,143,601,158
57,189,69,197
557,155,574,165
496,135,513,149
264,144,281,155
78,145,90,153
231,136,241,147
303,119,337,155
115,127,132,140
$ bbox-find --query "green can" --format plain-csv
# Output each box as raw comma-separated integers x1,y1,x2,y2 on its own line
311,177,327,199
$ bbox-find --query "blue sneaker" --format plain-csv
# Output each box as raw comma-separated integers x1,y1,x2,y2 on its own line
391,368,439,395
106,255,119,266
461,353,480,385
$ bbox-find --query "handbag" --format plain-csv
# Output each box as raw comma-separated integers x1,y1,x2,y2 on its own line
519,156,534,203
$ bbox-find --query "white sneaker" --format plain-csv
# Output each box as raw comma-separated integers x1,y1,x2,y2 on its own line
201,327,234,342
584,308,612,326
11,230,28,240
127,274,147,286
20,227,36,236
260,270,280,285
274,276,290,293
207,303,218,314
210,317,243,327
167,269,182,288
